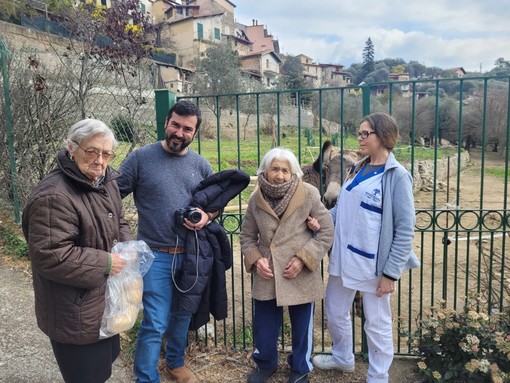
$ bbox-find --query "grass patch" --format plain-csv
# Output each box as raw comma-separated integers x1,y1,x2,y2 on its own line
394,146,461,162
485,167,510,179
120,314,142,364
112,131,460,176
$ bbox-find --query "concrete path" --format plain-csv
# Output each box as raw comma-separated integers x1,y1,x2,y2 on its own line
0,263,134,383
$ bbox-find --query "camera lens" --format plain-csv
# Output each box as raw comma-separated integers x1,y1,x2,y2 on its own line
188,210,202,224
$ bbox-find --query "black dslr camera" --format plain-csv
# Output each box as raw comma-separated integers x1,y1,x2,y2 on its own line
175,207,202,225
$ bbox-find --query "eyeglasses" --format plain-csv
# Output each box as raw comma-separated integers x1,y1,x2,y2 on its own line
357,130,377,139
74,142,116,161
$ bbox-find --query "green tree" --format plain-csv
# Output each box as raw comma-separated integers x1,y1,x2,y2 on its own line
364,63,389,83
279,56,312,106
191,44,245,128
488,58,510,77
391,64,406,74
381,57,405,69
361,37,375,82
406,60,427,78
494,57,510,68
192,44,243,94
280,56,306,90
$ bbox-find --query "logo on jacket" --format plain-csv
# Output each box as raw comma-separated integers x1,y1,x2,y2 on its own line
365,188,381,203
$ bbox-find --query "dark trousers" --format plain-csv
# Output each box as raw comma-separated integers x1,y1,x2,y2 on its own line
50,334,120,383
252,299,315,374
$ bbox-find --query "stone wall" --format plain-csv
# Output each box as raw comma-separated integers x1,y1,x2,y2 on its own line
199,105,341,139
404,151,471,193
0,21,69,64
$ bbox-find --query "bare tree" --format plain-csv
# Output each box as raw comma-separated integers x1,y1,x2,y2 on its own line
0,0,161,207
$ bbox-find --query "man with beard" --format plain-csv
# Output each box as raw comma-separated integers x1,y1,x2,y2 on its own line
118,100,216,383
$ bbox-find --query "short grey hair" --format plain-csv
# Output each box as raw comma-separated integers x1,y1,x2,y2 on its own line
66,118,118,149
257,147,304,178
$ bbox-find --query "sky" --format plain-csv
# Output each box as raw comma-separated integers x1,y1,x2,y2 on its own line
233,1,510,73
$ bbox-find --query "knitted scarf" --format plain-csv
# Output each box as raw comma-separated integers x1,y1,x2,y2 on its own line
258,173,299,217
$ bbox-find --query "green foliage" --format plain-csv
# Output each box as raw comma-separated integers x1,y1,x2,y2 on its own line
110,115,135,143
191,45,245,118
0,0,24,23
494,58,510,68
121,313,142,362
361,37,375,82
391,64,406,74
46,0,75,13
192,45,243,97
280,56,306,91
485,167,510,180
0,225,28,258
411,295,510,382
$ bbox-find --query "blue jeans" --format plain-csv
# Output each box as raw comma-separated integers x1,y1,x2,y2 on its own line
134,250,192,383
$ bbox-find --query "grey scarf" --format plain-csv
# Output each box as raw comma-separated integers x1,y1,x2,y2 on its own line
258,174,299,217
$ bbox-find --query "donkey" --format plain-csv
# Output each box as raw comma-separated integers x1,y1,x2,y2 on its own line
302,140,360,208
302,140,364,316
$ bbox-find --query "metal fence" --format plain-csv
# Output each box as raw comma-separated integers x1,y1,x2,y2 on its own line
0,37,158,222
174,77,509,355
2,42,509,356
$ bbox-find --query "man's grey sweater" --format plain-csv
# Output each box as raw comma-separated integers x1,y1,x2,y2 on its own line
117,142,213,248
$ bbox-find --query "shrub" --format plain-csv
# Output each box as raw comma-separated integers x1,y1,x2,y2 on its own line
0,226,28,258
411,294,510,382
110,115,135,143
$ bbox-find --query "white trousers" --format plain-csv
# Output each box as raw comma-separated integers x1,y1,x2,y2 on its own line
325,275,394,383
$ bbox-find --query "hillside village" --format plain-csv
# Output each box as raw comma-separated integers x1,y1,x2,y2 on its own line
10,0,470,98
127,0,355,93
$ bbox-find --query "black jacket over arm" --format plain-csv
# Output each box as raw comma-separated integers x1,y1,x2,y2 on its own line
175,169,250,330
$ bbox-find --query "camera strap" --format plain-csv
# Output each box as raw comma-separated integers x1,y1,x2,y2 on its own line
171,231,199,294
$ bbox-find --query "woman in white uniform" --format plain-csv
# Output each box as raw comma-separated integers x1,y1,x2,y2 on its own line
313,112,420,383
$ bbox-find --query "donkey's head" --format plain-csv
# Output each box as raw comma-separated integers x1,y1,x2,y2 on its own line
322,148,360,208
302,140,361,208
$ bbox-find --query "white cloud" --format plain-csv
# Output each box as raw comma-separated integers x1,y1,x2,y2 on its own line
234,0,510,72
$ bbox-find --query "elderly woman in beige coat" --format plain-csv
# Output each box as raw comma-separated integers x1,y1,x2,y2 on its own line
241,147,334,383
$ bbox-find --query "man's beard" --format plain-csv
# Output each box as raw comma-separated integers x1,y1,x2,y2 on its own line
165,134,191,153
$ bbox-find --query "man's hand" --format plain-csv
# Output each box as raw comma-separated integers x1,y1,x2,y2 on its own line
283,256,304,279
255,258,274,279
183,207,210,231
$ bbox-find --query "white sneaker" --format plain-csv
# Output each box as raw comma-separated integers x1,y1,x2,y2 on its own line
312,354,355,372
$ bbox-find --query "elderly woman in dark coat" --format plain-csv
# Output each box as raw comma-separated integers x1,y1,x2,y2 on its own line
240,147,334,383
22,119,133,383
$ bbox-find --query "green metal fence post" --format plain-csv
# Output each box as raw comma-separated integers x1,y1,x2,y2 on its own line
362,84,371,116
0,38,21,224
155,90,175,140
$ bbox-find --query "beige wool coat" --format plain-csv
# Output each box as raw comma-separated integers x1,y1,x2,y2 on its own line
240,179,334,307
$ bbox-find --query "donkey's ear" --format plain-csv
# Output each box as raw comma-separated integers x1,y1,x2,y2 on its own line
312,140,332,172
322,140,334,167
321,140,333,155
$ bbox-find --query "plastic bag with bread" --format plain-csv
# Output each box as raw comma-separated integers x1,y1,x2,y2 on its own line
100,240,155,339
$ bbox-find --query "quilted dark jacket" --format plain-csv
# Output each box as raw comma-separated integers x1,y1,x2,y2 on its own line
174,169,250,330
22,149,133,344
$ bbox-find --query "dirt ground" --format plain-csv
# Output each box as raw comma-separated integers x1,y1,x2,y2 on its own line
1,148,507,383
156,344,422,383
